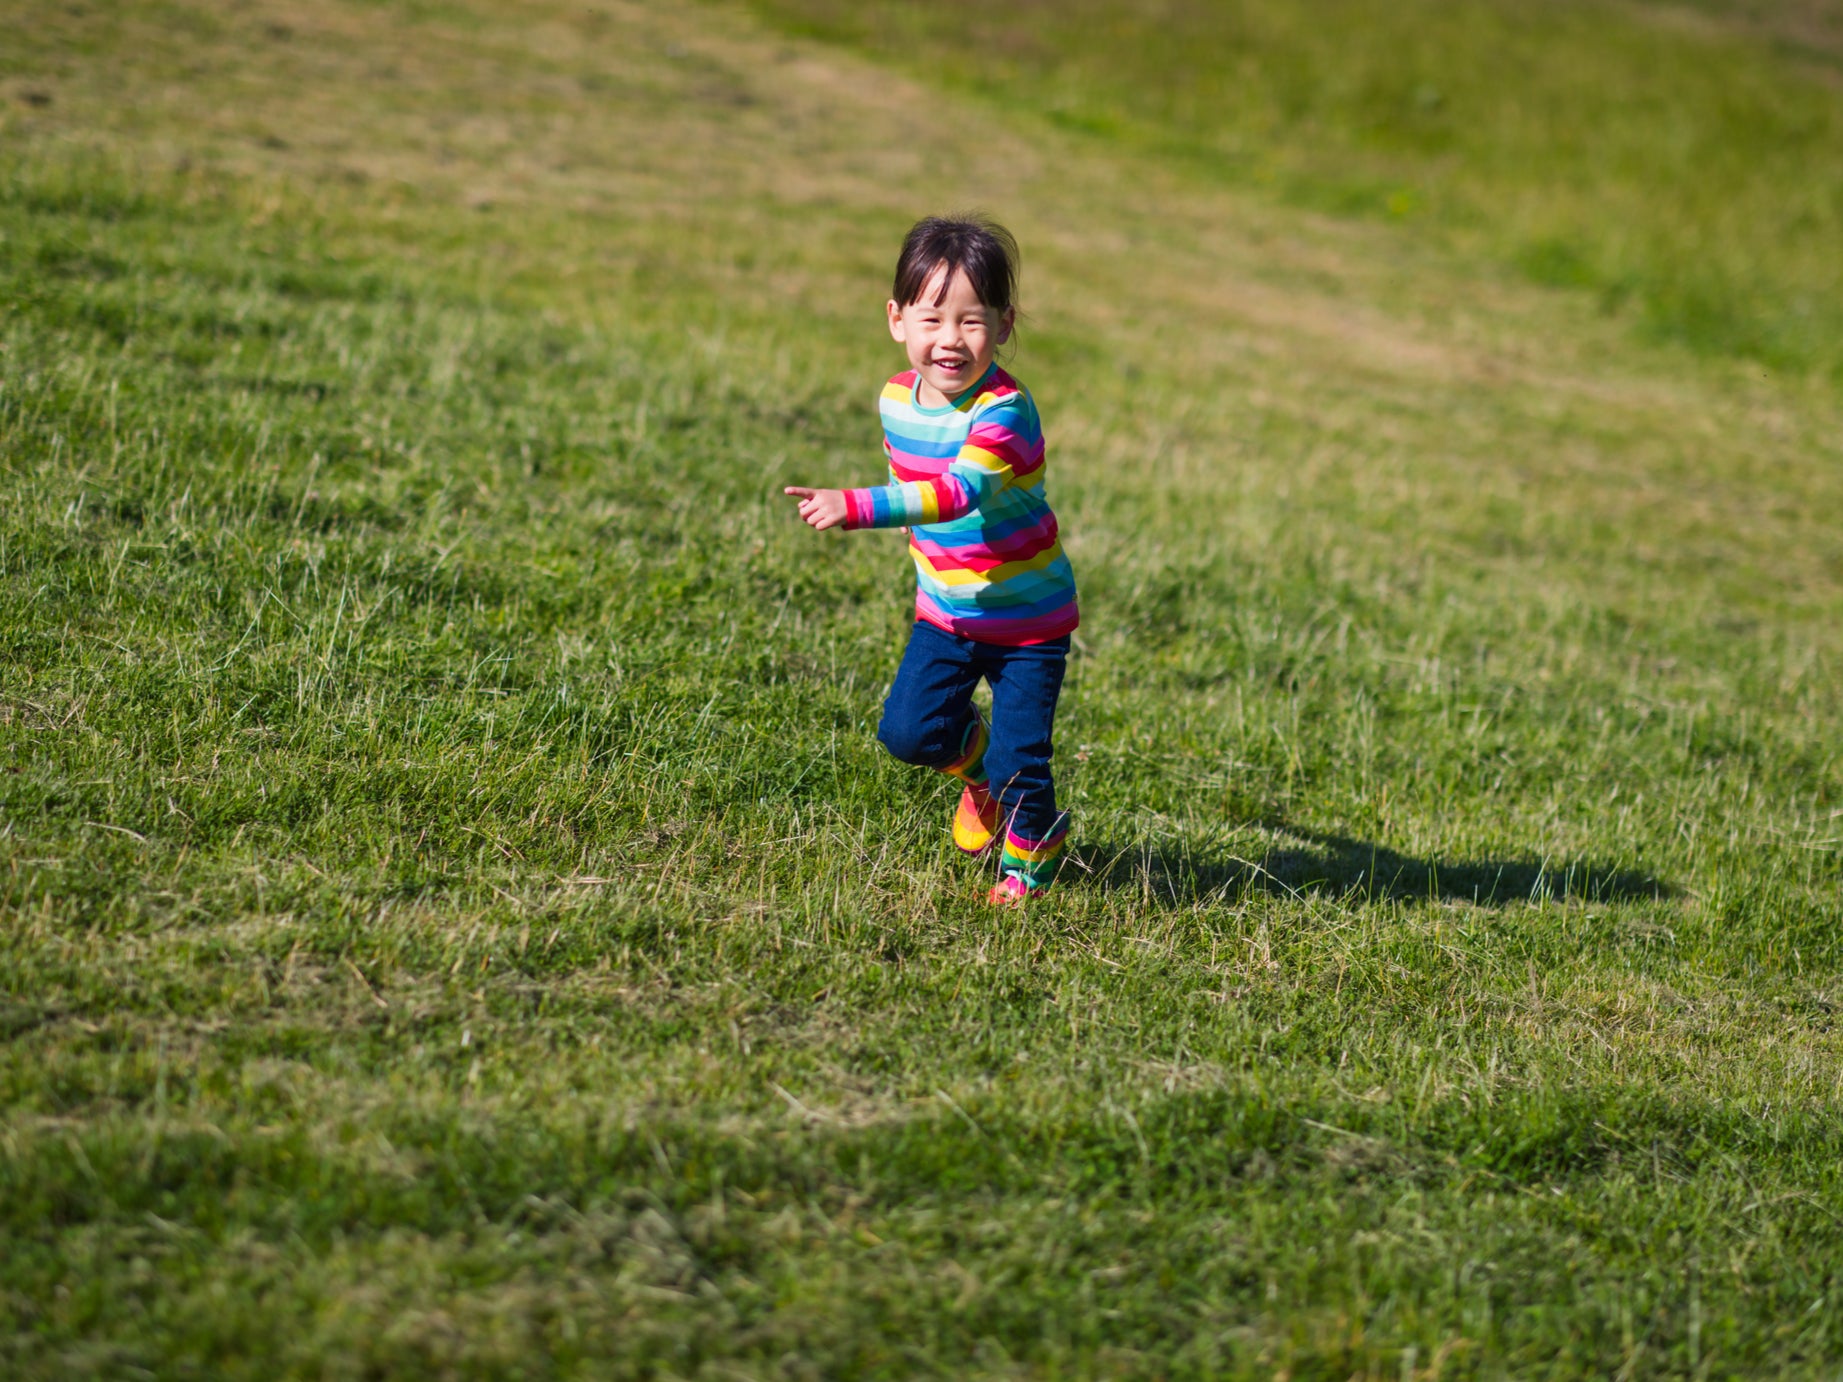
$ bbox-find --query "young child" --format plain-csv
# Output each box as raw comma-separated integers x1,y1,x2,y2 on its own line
785,215,1079,904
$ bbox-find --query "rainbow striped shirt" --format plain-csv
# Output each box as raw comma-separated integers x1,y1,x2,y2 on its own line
843,365,1079,647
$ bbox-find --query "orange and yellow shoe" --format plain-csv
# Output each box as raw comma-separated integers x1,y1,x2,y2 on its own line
952,781,1000,855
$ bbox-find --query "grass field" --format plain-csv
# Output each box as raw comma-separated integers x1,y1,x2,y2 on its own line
3,0,1842,1376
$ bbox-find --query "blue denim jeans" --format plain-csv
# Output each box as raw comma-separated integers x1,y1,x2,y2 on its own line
876,621,1069,842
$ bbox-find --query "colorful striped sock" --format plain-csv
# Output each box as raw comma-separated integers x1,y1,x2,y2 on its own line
999,820,1068,892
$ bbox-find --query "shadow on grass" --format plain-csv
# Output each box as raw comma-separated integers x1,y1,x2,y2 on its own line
1071,826,1671,908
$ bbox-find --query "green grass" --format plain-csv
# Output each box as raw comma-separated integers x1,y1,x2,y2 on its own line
744,0,1843,380
3,0,1842,1377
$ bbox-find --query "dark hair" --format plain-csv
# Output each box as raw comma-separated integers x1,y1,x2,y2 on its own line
891,214,1019,312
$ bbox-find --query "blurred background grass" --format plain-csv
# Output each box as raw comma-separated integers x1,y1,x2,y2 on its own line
747,0,1843,377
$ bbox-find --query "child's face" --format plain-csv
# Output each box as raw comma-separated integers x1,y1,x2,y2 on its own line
887,263,1014,405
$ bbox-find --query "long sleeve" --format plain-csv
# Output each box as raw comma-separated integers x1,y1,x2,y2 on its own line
842,395,1037,530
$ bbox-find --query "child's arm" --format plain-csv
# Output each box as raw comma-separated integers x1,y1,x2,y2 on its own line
785,395,1039,533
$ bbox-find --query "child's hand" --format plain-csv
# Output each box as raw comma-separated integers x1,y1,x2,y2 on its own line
783,486,849,531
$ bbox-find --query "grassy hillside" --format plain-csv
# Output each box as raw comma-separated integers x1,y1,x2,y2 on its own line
3,0,1841,1377
748,0,1843,378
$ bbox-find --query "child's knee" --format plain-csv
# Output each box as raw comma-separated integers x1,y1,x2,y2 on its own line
876,713,939,766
